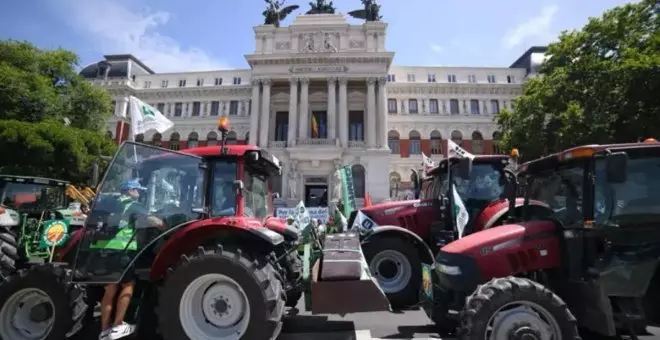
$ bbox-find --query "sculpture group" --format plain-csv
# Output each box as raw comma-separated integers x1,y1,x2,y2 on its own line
262,0,382,27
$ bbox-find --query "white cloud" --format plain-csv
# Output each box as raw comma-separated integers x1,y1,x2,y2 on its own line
58,0,230,72
430,44,443,53
502,5,559,50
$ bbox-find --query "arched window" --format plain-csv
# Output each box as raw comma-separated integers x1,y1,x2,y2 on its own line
169,132,180,151
471,131,484,155
135,134,144,143
492,131,502,154
352,164,366,198
207,131,218,146
389,172,401,199
387,130,400,154
152,133,162,146
430,130,442,155
187,132,199,149
408,130,421,155
226,131,237,145
450,130,463,146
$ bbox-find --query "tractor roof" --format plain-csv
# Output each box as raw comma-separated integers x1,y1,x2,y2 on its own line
0,175,69,186
518,142,660,174
426,154,510,177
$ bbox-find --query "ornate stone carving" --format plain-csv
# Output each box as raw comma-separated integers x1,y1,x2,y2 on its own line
327,77,337,85
300,31,339,53
261,78,272,86
367,77,377,85
299,77,310,85
349,40,365,48
338,77,348,85
377,76,388,85
251,78,261,86
275,41,291,50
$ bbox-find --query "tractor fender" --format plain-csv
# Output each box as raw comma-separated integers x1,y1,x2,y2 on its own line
480,199,552,230
148,219,284,281
362,225,435,265
54,229,85,262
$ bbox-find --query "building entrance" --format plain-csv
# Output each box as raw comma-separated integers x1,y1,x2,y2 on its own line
304,184,328,207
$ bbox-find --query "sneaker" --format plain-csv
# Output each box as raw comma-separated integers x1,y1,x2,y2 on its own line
98,329,112,340
108,322,136,340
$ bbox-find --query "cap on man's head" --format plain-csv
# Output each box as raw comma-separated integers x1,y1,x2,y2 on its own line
121,179,146,192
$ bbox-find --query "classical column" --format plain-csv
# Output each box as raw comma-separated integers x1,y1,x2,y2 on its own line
248,79,261,145
366,77,377,148
298,78,310,140
259,79,271,148
338,77,348,147
377,76,389,149
287,77,298,146
327,77,337,140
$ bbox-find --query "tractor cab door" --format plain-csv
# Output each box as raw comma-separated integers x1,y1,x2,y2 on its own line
71,142,206,284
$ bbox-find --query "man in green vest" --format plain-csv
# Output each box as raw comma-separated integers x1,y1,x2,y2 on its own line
97,179,163,340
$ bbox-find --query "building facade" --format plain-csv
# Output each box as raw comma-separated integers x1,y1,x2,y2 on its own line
83,13,537,207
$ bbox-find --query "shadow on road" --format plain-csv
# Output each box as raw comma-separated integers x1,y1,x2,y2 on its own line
282,308,357,334
378,325,450,339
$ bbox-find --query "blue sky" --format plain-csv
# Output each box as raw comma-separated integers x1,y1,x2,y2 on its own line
0,0,638,73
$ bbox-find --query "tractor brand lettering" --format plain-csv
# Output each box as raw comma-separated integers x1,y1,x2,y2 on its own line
382,206,404,215
480,246,493,255
41,220,69,248
413,201,432,208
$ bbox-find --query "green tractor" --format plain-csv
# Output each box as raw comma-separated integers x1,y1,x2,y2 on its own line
0,175,91,278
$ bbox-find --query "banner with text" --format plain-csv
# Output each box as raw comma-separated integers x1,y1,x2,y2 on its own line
276,206,329,222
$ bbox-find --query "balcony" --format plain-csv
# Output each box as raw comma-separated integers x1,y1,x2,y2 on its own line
296,138,339,147
348,140,366,149
268,141,287,148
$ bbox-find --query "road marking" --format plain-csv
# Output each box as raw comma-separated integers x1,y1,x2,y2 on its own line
355,329,373,340
279,329,374,339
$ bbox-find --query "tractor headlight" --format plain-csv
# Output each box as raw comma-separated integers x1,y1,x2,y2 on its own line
436,263,461,276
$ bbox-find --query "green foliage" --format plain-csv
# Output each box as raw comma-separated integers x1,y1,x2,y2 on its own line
0,40,113,131
0,120,116,185
497,0,660,160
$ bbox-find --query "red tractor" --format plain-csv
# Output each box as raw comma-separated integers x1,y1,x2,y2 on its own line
352,153,552,308
0,136,392,340
421,142,660,339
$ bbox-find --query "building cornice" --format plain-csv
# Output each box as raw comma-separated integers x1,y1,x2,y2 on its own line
386,83,522,96
245,53,395,68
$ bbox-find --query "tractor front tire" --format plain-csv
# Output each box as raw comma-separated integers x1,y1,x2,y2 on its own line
0,264,88,340
0,227,19,279
458,277,580,340
363,236,421,309
158,246,286,340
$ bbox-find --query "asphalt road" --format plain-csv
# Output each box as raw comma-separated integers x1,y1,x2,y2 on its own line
280,298,660,340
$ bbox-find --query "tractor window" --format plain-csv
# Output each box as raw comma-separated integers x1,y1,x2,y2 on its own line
211,160,237,216
451,163,506,201
0,182,66,211
526,164,585,227
594,155,660,223
243,166,270,219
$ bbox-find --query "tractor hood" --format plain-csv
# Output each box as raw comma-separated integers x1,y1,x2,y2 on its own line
353,199,434,238
0,205,20,227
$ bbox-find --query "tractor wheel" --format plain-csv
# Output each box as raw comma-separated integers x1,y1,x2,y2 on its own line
458,276,581,340
0,227,19,279
0,264,89,340
158,245,286,340
284,251,303,307
363,236,421,309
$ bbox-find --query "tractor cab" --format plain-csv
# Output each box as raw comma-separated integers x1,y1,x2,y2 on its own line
0,176,69,220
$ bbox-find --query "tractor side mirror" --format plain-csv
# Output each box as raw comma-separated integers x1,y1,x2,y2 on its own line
606,152,628,183
458,157,473,178
233,180,244,196
272,192,280,199
246,151,260,163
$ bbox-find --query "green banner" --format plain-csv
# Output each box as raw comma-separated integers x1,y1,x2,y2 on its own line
339,166,357,217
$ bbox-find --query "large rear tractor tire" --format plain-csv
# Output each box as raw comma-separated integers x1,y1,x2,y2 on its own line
458,277,581,340
0,227,19,279
0,264,88,340
363,237,421,309
158,245,286,340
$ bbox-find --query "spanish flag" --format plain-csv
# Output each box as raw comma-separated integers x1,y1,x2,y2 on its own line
311,115,319,138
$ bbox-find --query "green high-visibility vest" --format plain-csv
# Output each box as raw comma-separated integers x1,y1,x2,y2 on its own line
91,195,138,251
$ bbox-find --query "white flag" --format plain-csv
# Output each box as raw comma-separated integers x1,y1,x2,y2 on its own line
128,96,173,139
421,152,435,173
292,201,311,231
452,184,469,238
447,139,475,160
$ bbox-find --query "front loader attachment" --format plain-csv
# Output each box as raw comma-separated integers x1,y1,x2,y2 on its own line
303,232,390,314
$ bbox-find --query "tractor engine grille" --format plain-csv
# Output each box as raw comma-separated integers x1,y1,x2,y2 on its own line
507,248,539,273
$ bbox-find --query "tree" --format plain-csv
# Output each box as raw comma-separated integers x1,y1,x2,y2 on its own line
497,0,659,159
0,120,116,184
0,40,113,131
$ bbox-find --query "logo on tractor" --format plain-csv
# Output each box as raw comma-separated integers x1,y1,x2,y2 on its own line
422,264,433,300
40,220,69,248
